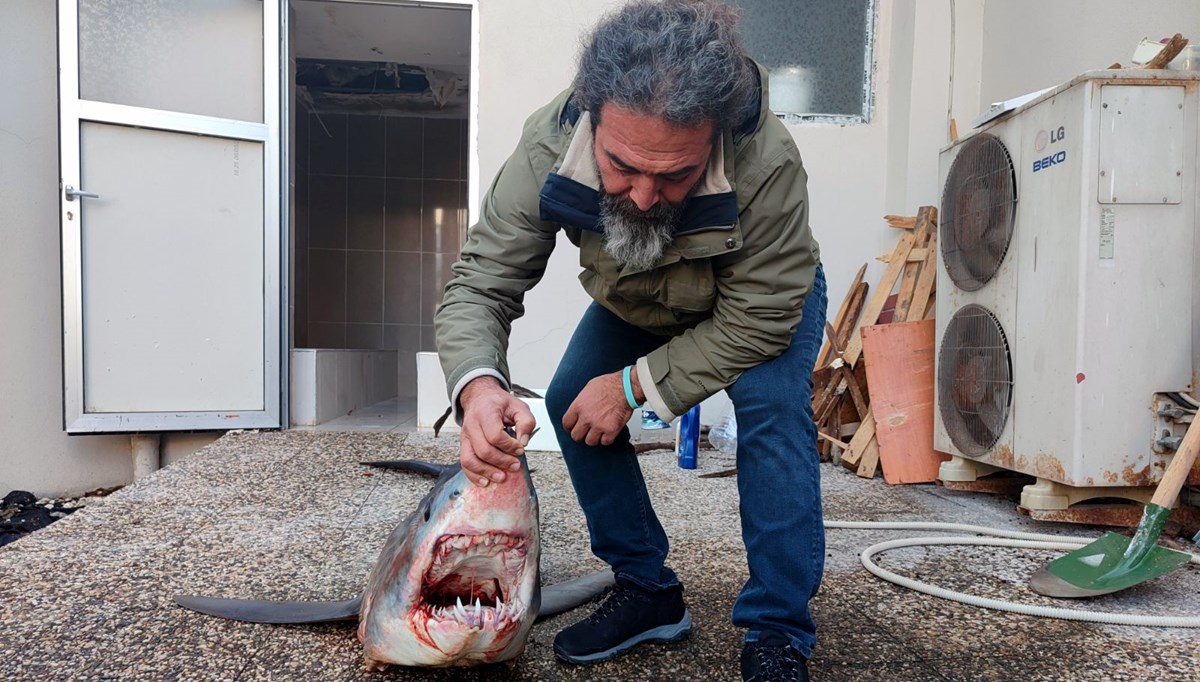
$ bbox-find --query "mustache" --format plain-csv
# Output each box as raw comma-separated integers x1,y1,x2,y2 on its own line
599,192,685,223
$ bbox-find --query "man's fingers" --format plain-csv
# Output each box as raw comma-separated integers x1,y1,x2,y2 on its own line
457,382,536,483
562,403,579,433
510,407,537,447
469,426,519,482
459,439,493,487
569,417,590,444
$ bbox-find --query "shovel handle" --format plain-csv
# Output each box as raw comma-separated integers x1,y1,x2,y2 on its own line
1151,415,1200,508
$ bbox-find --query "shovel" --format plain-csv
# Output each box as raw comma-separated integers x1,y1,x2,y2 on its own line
1029,414,1200,598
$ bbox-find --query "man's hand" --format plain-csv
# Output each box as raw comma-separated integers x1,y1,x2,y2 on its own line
458,377,537,487
562,368,639,446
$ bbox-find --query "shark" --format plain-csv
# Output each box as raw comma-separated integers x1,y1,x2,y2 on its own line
174,457,613,669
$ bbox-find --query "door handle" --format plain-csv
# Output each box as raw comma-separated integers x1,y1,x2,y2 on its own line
65,185,100,201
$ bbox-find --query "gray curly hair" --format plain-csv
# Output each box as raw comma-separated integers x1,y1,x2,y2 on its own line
573,0,758,132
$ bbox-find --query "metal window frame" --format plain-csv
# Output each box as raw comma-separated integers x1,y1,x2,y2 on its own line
771,0,878,126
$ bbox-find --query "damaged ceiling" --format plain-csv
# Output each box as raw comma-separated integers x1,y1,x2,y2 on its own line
293,1,470,117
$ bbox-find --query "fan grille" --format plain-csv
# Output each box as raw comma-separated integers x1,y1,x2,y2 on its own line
937,304,1013,457
940,133,1016,292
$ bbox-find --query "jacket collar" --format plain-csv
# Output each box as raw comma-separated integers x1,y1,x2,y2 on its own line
538,110,740,235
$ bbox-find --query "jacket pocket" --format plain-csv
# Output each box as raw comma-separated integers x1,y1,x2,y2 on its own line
664,259,717,313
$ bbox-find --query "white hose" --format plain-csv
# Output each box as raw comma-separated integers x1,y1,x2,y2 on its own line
824,520,1200,627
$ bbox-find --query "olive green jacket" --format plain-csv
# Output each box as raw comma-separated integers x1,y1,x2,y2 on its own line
435,64,821,422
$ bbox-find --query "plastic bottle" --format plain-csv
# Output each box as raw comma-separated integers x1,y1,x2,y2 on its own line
677,405,701,469
709,410,738,456
641,408,670,430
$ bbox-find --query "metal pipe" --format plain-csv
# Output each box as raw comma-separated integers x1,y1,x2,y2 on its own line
131,434,162,480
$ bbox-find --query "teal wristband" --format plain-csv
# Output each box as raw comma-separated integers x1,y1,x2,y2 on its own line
622,365,641,409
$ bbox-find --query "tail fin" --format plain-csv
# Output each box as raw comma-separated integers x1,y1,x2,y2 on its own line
174,594,363,624
536,569,616,620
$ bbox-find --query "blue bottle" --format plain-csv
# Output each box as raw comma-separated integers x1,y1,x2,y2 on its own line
677,404,701,469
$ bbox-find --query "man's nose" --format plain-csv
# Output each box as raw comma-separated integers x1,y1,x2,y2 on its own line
629,176,661,211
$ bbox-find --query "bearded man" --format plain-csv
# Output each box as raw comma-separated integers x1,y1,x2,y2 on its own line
433,2,826,680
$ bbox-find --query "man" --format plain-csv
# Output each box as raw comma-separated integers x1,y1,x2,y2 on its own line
434,2,826,680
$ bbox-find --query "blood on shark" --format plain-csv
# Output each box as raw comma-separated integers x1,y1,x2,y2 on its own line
174,458,613,669
357,458,542,667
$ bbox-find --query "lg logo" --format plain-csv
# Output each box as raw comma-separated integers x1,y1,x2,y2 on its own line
1032,125,1067,172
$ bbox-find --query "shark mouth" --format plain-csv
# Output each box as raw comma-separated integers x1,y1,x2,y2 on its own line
420,532,529,630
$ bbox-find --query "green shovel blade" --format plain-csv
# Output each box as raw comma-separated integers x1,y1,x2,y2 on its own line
1046,504,1191,593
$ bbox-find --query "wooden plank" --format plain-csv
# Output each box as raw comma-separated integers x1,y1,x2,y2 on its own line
835,283,868,361
892,207,937,321
843,231,917,367
817,305,870,430
1141,33,1188,69
906,232,938,323
884,214,916,229
840,365,869,421
860,320,950,484
818,430,851,451
841,410,876,468
816,289,869,428
856,435,881,479
875,248,928,264
816,263,868,368
837,363,870,425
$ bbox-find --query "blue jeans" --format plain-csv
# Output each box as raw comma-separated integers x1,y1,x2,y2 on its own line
545,266,828,658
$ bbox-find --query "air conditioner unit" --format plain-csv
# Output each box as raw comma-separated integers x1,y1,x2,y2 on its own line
933,70,1200,513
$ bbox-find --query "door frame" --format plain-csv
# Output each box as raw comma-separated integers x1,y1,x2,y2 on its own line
58,0,283,433
281,0,479,427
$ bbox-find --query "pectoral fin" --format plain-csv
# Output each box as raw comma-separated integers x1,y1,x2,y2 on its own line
174,594,363,624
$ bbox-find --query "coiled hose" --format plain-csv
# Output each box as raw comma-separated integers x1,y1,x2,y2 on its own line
824,520,1200,627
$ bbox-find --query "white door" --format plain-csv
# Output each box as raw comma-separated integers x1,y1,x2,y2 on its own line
58,0,283,433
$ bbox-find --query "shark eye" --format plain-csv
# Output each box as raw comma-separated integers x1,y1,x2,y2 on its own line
422,505,431,522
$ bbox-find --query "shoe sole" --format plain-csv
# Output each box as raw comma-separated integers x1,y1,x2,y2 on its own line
552,610,693,665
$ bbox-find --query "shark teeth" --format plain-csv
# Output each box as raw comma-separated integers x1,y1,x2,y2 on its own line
434,533,524,557
436,596,515,628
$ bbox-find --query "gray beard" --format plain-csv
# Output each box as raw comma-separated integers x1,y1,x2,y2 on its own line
597,193,682,271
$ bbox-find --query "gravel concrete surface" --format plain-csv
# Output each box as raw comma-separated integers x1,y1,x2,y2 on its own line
1,430,1198,681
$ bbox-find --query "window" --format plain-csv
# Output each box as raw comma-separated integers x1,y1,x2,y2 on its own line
732,0,876,122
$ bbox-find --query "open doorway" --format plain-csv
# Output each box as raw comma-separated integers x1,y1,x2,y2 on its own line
288,0,471,430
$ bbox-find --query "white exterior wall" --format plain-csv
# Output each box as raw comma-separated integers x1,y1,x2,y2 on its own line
484,0,987,396
0,0,219,498
3,0,1190,495
979,0,1200,109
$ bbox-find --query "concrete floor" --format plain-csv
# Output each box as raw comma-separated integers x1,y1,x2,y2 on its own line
290,397,420,433
1,430,1198,681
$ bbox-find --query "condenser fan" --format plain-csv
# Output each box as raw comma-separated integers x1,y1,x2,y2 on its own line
940,133,1017,291
937,304,1013,457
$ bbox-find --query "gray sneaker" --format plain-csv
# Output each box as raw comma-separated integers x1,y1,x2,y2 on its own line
741,631,811,681
553,581,692,665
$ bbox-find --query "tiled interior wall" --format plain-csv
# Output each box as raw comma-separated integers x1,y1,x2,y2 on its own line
294,106,467,398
